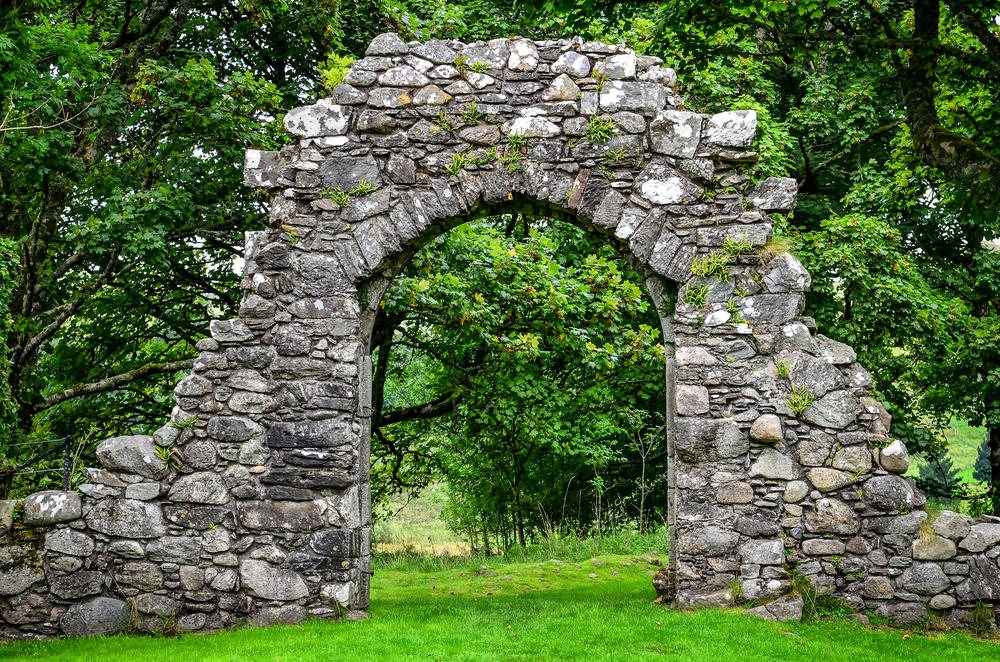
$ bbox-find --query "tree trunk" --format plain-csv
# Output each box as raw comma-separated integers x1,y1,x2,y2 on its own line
989,425,1000,515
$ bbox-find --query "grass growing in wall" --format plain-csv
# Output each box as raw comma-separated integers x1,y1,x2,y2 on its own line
787,382,814,416
690,252,731,281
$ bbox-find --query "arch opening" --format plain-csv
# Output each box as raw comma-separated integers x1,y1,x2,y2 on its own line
360,207,673,564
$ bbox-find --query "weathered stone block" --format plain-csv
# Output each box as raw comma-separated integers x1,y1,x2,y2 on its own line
22,491,82,525
240,560,309,600
237,500,326,531
60,597,131,637
85,498,167,538
805,498,860,535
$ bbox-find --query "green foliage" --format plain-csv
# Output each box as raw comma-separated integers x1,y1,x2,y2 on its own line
468,60,491,73
680,284,708,308
445,151,469,177
584,115,617,144
604,148,628,164
499,137,526,173
722,234,754,258
786,383,814,416
154,444,180,473
505,134,527,151
916,446,964,500
461,100,491,124
690,252,731,281
469,145,498,165
318,53,356,94
349,179,380,197
974,436,992,484
324,187,351,208
775,359,791,380
374,219,667,547
432,110,456,132
0,238,19,441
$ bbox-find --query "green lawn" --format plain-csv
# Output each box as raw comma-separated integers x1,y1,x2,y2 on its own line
5,554,998,662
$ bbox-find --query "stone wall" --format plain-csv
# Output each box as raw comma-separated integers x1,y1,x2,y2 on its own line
1,33,998,639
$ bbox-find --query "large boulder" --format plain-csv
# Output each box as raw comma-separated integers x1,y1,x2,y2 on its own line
0,545,44,596
750,449,800,480
60,597,131,637
900,562,950,596
805,498,860,535
239,560,309,600
959,523,1000,553
167,472,230,504
85,498,167,538
678,526,739,557
862,475,915,512
96,435,168,479
743,595,803,622
22,491,82,525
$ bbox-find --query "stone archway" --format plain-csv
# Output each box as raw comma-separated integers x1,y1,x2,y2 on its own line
2,33,998,639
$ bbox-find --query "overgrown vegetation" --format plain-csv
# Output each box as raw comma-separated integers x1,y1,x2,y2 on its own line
690,252,731,281
786,383,814,416
2,0,998,514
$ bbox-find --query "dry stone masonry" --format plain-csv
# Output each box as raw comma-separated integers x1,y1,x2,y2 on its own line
2,33,999,639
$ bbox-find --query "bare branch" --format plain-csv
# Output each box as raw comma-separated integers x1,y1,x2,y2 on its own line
32,358,195,412
376,392,461,428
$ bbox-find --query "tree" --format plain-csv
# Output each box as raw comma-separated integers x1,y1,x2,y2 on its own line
0,1,394,494
371,218,667,547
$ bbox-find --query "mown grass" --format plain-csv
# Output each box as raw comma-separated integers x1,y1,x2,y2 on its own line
5,552,998,662
907,418,987,486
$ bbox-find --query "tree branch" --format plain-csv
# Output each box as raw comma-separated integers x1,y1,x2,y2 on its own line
32,358,195,412
903,0,1000,204
376,392,461,428
945,0,1000,64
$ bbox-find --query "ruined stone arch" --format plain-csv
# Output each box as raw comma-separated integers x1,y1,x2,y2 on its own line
2,33,999,639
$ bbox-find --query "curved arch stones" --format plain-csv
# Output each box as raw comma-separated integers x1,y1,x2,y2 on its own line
2,34,999,638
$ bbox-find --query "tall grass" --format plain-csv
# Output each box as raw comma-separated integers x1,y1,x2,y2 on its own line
374,525,669,572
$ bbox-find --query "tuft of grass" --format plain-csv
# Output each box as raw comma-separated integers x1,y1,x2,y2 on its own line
445,151,469,177
584,115,617,144
726,298,745,324
775,358,791,379
759,236,795,263
722,233,755,258
432,110,455,132
469,145,498,166
505,133,527,151
690,251,731,281
349,179,379,197
681,283,708,308
323,186,350,208
787,382,814,416
604,148,628,164
461,100,492,124
468,60,491,73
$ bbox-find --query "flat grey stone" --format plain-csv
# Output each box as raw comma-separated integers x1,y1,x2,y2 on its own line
96,434,167,480
22,491,82,525
705,109,756,147
167,472,230,504
44,528,95,557
240,560,309,600
365,32,408,56
750,449,800,480
60,597,130,637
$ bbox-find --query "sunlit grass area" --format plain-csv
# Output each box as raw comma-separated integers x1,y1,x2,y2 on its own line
6,551,998,662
